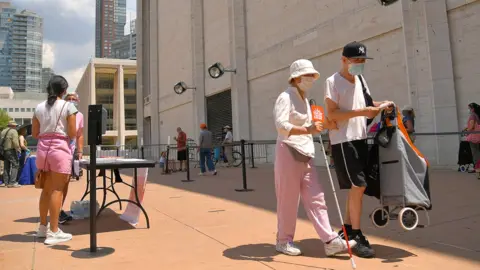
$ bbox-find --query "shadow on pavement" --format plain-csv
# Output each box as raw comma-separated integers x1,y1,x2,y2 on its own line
223,239,415,264
147,165,480,263
10,209,136,237
49,245,116,259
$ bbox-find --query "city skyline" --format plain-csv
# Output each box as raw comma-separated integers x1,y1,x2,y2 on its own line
11,0,136,91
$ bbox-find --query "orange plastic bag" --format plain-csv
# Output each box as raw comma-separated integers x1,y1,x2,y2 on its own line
311,104,325,123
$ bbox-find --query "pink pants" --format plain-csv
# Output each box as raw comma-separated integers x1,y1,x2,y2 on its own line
274,142,338,244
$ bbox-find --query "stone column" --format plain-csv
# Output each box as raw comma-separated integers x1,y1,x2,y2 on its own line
136,0,144,146
149,0,160,145
89,61,96,104
191,0,206,141
229,0,251,140
401,0,458,167
117,65,126,146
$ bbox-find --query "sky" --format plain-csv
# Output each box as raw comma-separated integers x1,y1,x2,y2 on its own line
11,0,137,91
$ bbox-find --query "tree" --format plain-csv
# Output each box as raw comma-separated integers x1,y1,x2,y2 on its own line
0,110,10,131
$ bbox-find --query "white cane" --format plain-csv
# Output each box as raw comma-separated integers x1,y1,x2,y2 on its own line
310,99,357,269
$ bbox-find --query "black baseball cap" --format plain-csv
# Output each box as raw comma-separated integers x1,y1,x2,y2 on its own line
342,41,373,59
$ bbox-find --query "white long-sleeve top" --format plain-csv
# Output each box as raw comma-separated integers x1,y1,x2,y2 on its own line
273,87,315,158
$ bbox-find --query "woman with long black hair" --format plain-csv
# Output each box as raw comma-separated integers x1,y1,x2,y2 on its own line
33,75,77,245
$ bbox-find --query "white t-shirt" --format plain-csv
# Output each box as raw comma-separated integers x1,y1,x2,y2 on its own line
34,100,78,137
274,87,315,158
324,73,369,145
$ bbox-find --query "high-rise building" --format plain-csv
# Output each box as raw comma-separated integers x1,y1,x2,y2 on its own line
95,0,126,58
0,2,16,86
111,19,136,59
41,67,54,92
11,10,43,92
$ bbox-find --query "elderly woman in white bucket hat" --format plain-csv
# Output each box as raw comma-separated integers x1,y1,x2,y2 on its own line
273,59,356,256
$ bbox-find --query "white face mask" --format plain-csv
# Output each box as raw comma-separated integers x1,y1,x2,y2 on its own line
297,77,315,91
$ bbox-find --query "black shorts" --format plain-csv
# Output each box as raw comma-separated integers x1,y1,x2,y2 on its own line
177,149,187,161
331,139,368,189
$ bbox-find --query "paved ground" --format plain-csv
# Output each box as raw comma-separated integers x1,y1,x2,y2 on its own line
1,164,479,270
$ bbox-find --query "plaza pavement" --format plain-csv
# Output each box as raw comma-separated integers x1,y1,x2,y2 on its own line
1,164,479,270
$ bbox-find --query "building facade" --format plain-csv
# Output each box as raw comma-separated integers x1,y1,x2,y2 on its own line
0,2,16,87
41,67,54,92
11,10,43,92
111,32,136,59
0,86,43,126
137,0,480,168
95,0,127,58
111,19,136,59
76,58,137,146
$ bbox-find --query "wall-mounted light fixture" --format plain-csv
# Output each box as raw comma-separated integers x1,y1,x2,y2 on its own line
207,62,236,79
378,0,413,6
173,81,196,95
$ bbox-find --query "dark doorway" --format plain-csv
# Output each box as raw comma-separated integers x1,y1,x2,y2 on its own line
206,90,232,144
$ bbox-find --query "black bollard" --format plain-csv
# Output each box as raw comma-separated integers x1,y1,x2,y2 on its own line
165,146,171,174
116,146,120,157
249,143,256,168
235,140,254,192
182,146,194,182
141,146,145,159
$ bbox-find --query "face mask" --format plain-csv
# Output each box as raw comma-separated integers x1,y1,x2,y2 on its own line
348,63,365,76
69,101,78,107
298,77,315,91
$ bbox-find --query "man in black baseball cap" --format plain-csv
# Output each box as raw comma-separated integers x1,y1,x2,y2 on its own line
324,41,393,258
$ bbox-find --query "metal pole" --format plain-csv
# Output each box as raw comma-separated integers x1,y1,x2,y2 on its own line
165,146,170,174
235,140,253,192
89,143,97,252
249,143,256,168
182,146,194,182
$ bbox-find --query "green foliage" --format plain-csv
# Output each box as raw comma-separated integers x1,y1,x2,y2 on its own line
0,110,10,131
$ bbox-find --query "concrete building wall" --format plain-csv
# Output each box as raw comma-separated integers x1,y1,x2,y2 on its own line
138,0,480,167
156,0,194,144
448,0,480,128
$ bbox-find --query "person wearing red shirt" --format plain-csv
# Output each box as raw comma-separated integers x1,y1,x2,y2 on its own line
174,127,187,171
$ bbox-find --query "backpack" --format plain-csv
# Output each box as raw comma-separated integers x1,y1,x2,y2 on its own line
0,128,12,161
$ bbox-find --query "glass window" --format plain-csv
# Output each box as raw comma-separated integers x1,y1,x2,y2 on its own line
15,108,19,112
21,108,25,112
96,73,114,131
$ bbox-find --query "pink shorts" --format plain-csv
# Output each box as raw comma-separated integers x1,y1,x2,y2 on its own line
36,134,72,174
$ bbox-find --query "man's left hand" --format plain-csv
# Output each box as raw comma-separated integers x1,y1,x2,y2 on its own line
324,118,338,130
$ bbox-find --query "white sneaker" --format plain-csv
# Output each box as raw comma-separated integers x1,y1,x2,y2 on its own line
211,171,217,176
44,228,73,245
198,172,204,176
36,223,49,238
324,236,357,257
276,241,302,256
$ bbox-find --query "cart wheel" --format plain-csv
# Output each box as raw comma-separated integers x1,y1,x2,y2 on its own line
459,165,467,172
415,206,430,228
399,207,419,231
371,207,390,228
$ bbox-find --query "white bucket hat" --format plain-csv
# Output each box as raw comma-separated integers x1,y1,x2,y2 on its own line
288,59,320,82
402,105,413,111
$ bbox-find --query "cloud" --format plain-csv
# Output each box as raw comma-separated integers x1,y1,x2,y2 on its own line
42,43,55,68
11,0,136,89
63,67,85,92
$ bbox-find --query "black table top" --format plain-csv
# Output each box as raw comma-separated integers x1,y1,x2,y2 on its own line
79,158,157,170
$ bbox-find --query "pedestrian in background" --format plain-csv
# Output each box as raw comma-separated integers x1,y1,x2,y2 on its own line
198,123,217,176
